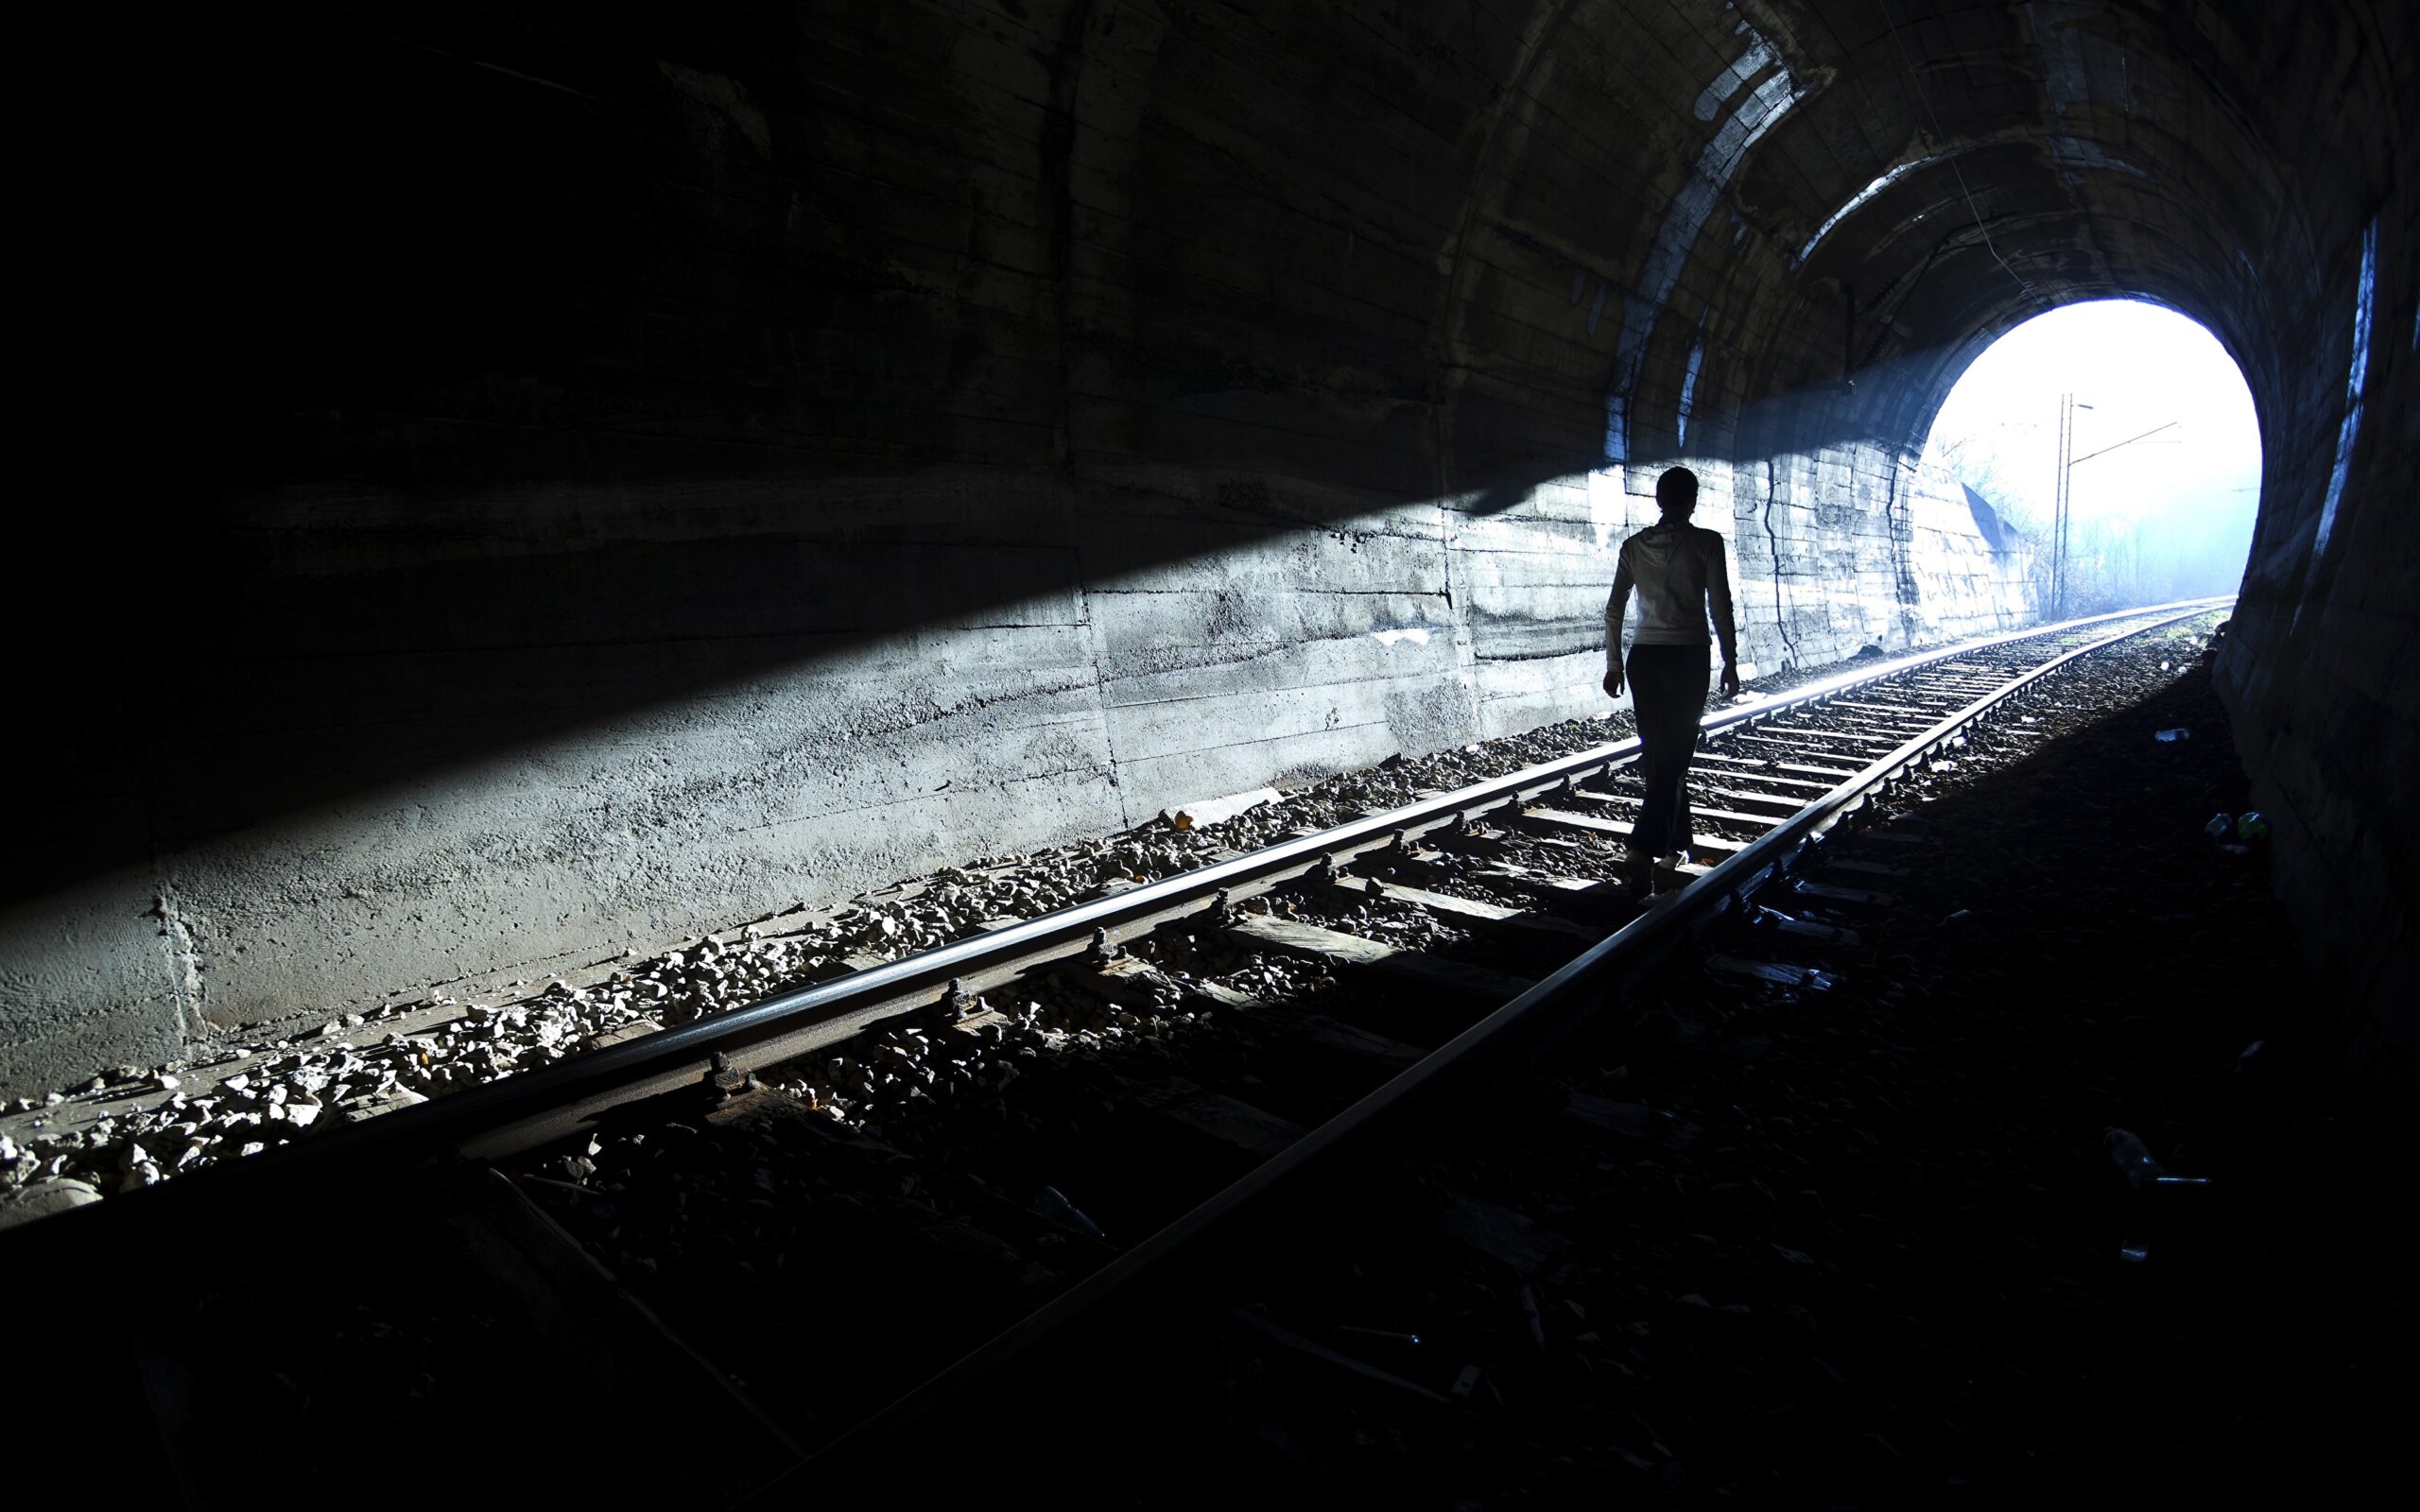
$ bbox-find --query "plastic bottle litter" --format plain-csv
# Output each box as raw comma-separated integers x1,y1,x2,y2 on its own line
2204,814,2233,838
1031,1185,1107,1242
2236,811,2270,841
1335,1325,1424,1351
2106,1127,2163,1190
2105,1127,2213,1191
2155,728,2192,743
2105,1127,2202,1263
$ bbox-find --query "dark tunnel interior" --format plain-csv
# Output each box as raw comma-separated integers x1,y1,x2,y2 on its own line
6,0,2411,1106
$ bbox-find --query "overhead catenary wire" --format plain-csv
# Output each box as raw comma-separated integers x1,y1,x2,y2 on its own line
1874,0,2037,299
2069,418,2182,467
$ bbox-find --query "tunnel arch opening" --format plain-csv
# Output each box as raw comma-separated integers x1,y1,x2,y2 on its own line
0,0,2400,1119
1916,299,2263,617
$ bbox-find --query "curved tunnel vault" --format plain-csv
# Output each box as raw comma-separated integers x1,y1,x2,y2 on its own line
5,1,2411,1101
1440,0,2394,477
1423,0,2412,1092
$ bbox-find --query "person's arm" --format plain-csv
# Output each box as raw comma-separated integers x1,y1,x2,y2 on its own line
1603,544,1634,698
1706,530,1739,696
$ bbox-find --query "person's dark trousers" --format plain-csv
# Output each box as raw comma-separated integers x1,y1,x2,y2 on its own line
1625,643,1711,878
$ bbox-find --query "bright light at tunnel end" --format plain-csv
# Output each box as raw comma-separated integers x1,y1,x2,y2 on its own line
1920,300,2265,613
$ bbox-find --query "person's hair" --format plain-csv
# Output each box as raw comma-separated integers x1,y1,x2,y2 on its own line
1655,466,1699,514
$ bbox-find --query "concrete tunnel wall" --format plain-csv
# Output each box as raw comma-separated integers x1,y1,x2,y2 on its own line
1,1,2409,1103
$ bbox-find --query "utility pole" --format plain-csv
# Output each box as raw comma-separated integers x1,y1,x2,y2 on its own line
2053,393,2075,618
2053,402,2182,617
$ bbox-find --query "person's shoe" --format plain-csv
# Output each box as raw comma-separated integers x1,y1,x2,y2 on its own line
1640,853,1689,899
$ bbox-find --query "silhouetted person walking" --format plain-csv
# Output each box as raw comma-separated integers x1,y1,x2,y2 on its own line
1605,466,1739,893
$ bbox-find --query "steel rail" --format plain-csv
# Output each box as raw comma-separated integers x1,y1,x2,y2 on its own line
759,597,2226,1491
6,597,2228,1242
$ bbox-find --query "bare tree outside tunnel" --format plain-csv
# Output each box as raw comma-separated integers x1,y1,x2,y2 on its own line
1921,301,2264,616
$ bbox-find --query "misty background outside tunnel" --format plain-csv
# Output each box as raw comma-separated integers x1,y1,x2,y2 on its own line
1920,301,2262,614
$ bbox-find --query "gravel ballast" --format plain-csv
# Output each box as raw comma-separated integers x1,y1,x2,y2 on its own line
972,622,2408,1506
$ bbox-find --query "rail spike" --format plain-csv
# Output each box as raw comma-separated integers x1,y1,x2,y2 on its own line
707,1048,750,1099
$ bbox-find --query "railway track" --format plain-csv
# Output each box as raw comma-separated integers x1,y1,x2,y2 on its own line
7,598,2228,1503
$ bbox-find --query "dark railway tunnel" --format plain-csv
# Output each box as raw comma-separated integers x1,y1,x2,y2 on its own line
5,3,2411,1108
2,3,2415,1501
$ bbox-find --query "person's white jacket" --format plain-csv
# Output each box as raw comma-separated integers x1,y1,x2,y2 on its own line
1606,521,1737,673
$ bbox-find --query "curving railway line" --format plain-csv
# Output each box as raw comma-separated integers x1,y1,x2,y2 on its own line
6,597,2230,1503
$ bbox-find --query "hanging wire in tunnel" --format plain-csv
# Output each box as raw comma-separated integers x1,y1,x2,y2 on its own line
1874,0,2037,298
